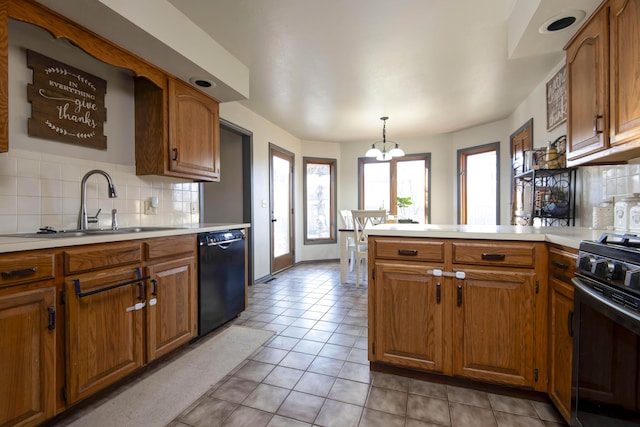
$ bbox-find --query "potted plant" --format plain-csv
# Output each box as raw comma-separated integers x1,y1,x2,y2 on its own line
396,196,413,222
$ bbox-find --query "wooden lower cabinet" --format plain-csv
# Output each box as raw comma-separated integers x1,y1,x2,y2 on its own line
146,256,197,361
548,277,574,423
452,268,536,387
64,266,145,405
370,237,547,392
0,285,56,427
372,262,450,374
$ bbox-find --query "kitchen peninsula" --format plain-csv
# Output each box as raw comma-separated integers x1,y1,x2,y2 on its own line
365,224,603,423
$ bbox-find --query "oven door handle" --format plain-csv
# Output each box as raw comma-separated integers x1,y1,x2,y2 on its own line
572,277,640,329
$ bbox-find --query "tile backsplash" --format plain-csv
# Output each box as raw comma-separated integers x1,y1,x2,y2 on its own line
0,149,200,234
578,159,640,229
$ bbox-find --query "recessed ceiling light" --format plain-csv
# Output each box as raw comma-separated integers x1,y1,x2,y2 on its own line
539,10,586,34
189,77,217,89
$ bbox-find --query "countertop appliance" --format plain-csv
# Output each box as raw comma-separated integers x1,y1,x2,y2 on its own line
572,233,640,426
197,229,246,337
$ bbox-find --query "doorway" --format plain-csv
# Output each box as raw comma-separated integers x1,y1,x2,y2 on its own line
270,144,295,273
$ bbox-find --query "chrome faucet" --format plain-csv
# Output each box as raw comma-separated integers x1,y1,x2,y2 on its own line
78,170,118,230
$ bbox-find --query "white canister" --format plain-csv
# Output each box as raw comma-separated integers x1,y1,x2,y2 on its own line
614,195,640,232
630,203,640,233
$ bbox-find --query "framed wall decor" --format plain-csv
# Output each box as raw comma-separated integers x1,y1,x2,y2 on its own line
546,65,567,131
26,49,107,149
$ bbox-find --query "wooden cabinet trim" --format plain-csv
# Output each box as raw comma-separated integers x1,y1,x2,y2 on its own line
145,234,196,261
451,241,537,268
0,251,54,288
63,241,141,275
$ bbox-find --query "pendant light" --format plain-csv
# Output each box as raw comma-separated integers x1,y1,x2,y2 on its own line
365,116,404,161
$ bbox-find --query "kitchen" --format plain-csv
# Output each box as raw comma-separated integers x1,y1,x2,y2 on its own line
1,0,640,426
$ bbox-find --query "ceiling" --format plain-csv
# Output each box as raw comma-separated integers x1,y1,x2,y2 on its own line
165,0,600,142
37,0,601,143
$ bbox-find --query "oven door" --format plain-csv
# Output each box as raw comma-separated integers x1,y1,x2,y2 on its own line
571,275,640,426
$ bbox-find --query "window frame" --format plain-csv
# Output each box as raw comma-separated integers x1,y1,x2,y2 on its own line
303,157,337,245
457,142,500,225
357,153,431,223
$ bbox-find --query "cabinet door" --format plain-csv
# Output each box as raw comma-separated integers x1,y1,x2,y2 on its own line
372,262,450,374
566,7,609,160
146,256,196,361
548,277,574,424
452,268,535,387
610,0,640,146
65,267,144,404
169,79,220,181
0,286,56,427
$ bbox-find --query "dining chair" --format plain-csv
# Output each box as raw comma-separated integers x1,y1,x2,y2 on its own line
339,210,356,272
351,209,386,287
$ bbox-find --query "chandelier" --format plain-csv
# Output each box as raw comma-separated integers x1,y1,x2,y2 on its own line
365,116,405,161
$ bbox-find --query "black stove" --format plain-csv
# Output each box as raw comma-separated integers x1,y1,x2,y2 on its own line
572,233,640,427
576,233,640,302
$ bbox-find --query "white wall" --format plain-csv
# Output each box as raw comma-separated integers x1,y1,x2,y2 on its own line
219,102,302,280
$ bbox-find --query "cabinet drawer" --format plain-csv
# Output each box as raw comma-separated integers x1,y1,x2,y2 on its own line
0,252,54,288
452,241,536,267
64,241,141,275
549,247,577,283
373,238,445,262
145,235,195,260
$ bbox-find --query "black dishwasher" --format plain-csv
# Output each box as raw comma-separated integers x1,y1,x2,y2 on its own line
197,229,246,337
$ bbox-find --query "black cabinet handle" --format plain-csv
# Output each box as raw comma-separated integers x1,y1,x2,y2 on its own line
172,148,178,161
47,306,56,330
457,284,463,306
552,261,569,270
568,310,574,338
151,278,158,296
2,267,36,279
481,253,506,261
398,249,418,256
436,282,441,304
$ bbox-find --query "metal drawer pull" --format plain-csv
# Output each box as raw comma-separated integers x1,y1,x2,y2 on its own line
2,267,37,278
398,249,418,256
74,267,148,298
457,284,463,306
481,253,506,261
436,282,441,304
551,261,569,270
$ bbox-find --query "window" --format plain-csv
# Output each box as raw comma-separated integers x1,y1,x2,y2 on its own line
457,143,499,225
303,157,336,244
358,154,430,223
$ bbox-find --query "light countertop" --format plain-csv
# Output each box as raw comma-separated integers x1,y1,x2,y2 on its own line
367,224,610,249
0,223,250,254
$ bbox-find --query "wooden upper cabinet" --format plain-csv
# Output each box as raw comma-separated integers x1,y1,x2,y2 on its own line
609,0,640,147
566,4,609,162
169,78,220,181
135,77,220,182
566,0,640,165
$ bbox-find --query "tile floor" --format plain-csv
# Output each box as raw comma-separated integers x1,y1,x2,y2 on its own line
169,262,568,427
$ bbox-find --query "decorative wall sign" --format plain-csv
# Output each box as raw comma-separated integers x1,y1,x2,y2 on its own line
546,65,566,131
26,50,107,149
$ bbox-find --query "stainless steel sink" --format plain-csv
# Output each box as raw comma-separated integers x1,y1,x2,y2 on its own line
3,226,183,238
